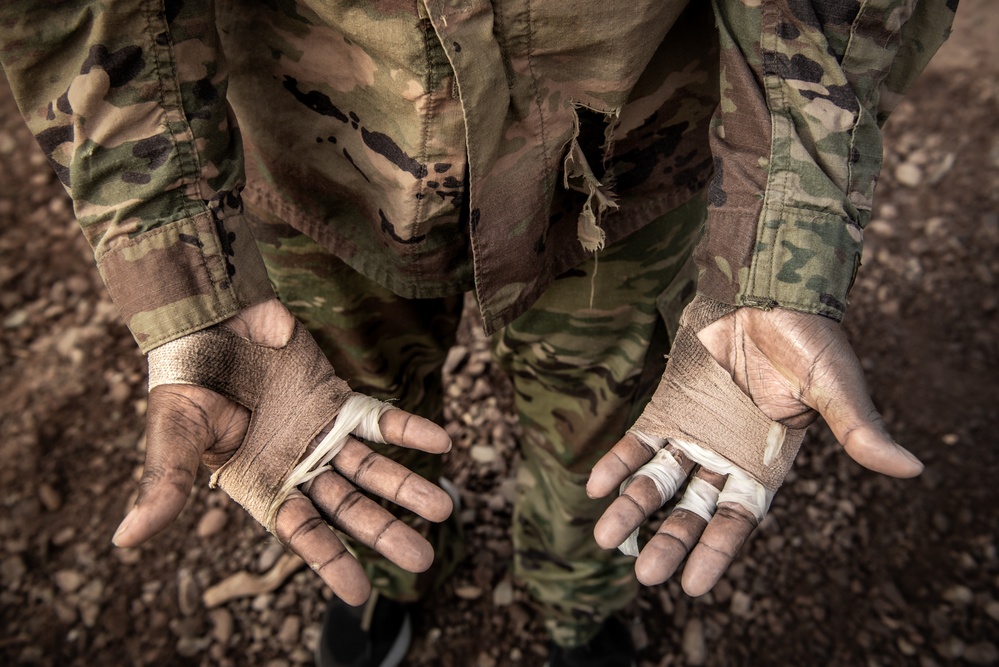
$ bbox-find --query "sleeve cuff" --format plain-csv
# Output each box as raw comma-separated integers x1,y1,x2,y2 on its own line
695,206,863,321
96,211,276,353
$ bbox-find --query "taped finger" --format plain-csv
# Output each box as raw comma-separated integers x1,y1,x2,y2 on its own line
680,470,770,597
587,431,663,498
610,444,694,556
635,509,706,586
674,470,725,523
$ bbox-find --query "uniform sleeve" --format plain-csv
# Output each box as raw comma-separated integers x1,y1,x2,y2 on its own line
694,0,957,320
0,0,275,352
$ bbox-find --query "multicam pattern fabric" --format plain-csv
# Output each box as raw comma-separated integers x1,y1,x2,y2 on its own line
249,197,704,646
697,0,957,319
0,1,953,350
0,1,275,351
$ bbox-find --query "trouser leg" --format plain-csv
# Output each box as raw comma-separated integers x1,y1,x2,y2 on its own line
492,193,705,647
248,212,465,601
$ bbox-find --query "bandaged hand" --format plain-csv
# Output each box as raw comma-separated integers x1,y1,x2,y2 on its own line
587,296,923,596
111,299,453,605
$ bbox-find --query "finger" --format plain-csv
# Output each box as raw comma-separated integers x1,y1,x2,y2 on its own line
586,432,661,499
594,475,665,550
681,500,758,597
377,408,452,453
635,469,724,585
332,438,453,522
274,491,370,605
308,472,436,574
113,385,235,548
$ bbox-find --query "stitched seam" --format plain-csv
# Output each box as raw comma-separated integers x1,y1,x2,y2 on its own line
747,0,786,304
144,0,234,309
142,0,204,218
524,0,552,173
412,10,435,254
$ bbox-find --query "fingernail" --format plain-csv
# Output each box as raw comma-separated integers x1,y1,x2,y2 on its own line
112,508,136,546
897,444,923,465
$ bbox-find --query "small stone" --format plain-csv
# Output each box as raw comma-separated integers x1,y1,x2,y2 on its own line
196,508,229,539
1,555,26,587
941,433,960,446
0,132,17,154
278,615,301,647
79,600,101,628
3,309,27,329
455,585,483,600
178,569,200,616
79,579,104,602
682,618,706,666
170,616,202,640
37,484,62,512
730,590,752,618
53,599,78,625
54,569,85,593
897,637,917,656
176,636,211,658
498,478,518,505
51,526,76,547
289,647,313,664
942,585,974,606
492,579,514,606
252,593,274,611
209,608,234,645
895,163,923,187
470,445,497,464
936,637,965,660
984,600,999,623
712,579,733,605
476,652,497,667
866,219,894,237
964,642,999,665
258,541,286,572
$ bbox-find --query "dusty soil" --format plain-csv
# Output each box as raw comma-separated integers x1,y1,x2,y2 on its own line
2,3,998,665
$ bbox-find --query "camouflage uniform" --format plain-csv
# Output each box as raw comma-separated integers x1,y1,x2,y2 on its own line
250,193,703,644
0,0,955,648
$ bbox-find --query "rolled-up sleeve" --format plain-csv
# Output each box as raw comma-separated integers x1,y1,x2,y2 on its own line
0,0,274,352
695,0,957,320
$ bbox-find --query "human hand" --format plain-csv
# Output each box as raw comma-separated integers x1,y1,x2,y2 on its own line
112,299,454,605
587,299,923,596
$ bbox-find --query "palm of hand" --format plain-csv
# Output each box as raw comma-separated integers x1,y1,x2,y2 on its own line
589,305,923,596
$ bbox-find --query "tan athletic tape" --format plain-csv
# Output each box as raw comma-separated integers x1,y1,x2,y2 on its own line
631,297,805,491
147,322,352,531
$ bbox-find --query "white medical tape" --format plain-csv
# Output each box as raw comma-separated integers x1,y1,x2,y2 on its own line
617,435,687,557
668,437,773,523
674,476,720,523
279,394,392,498
717,475,772,524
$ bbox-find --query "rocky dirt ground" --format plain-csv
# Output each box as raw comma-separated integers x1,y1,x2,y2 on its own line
2,3,998,666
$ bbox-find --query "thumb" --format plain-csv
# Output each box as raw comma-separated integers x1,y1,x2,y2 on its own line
816,390,923,479
113,385,235,547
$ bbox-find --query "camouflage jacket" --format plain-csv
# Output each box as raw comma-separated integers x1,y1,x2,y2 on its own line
0,0,955,352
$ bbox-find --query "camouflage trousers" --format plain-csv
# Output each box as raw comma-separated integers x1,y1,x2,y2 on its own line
248,192,705,647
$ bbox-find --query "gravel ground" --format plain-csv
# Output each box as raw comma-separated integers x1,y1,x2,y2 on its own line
2,3,998,665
